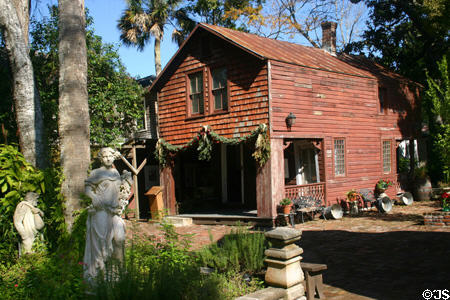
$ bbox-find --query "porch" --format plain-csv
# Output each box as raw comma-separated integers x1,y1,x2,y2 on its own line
283,139,327,207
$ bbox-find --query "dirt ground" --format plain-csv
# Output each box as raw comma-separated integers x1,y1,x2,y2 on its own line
125,201,450,300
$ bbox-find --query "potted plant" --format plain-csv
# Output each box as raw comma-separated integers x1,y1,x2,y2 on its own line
345,189,360,214
413,166,432,201
279,198,293,214
441,192,450,212
375,179,393,195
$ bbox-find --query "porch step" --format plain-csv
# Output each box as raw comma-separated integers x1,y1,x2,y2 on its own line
163,216,193,227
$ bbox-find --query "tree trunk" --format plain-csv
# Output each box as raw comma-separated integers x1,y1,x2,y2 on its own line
58,0,90,231
12,0,29,45
154,37,161,76
0,0,47,169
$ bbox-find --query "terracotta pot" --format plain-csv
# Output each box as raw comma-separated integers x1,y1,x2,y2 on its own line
281,204,292,214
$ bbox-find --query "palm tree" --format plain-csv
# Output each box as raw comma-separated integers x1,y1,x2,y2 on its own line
58,0,90,231
118,0,188,76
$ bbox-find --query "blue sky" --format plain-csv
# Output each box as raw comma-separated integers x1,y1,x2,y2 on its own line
34,0,179,78
33,1,368,78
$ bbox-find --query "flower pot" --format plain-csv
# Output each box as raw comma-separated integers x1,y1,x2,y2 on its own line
413,177,432,201
281,204,292,214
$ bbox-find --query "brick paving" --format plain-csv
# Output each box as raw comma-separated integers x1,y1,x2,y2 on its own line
125,201,450,300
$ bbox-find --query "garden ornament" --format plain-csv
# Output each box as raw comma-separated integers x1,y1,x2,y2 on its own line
13,192,45,255
83,147,133,282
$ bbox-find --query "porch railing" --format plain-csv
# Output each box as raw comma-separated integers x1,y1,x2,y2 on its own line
284,182,326,206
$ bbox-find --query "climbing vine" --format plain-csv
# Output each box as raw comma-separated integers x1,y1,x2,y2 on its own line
155,124,270,167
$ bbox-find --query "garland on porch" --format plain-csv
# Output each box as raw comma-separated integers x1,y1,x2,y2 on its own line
155,124,270,167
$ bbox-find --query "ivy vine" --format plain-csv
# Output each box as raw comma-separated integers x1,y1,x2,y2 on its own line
155,124,270,167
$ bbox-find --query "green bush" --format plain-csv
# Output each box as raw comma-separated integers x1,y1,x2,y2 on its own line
198,226,268,274
0,252,85,300
0,145,66,264
88,221,223,300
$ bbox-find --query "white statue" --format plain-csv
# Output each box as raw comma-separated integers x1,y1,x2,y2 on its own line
118,170,133,215
13,192,44,255
83,147,132,281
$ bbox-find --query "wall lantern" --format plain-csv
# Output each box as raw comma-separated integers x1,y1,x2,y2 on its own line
285,112,296,128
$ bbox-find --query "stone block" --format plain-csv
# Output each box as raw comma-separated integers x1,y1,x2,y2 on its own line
265,244,303,260
284,283,306,300
235,287,286,300
265,256,304,288
163,216,193,227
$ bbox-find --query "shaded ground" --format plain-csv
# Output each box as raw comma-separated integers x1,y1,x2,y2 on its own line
126,201,450,300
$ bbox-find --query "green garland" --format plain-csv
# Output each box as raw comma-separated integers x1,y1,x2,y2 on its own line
155,124,270,167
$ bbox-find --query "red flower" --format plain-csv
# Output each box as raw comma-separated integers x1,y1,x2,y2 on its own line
442,192,449,199
14,284,18,288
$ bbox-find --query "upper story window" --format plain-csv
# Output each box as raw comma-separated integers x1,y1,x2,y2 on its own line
188,72,204,114
211,67,228,111
334,138,345,176
382,140,392,173
379,87,387,114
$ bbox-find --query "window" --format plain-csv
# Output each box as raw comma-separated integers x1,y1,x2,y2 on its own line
188,72,204,114
382,140,392,173
211,67,227,110
379,87,387,114
334,138,345,176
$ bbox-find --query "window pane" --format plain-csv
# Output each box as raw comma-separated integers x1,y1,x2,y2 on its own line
190,74,197,93
212,68,226,89
214,91,222,110
191,95,199,113
189,72,203,114
334,139,345,176
212,68,227,110
383,140,391,173
189,72,202,93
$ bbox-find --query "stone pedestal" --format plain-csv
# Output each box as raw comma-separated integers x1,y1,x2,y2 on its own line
264,228,306,300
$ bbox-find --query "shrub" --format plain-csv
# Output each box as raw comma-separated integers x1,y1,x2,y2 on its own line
88,221,223,300
198,226,268,274
0,145,66,264
0,252,85,300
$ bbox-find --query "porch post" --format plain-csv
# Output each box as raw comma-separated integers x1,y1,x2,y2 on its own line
256,138,284,218
160,165,176,215
221,144,228,203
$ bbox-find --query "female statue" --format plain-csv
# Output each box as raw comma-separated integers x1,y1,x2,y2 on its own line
13,192,44,255
83,147,131,281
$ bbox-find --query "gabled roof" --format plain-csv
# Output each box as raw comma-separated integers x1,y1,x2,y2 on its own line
200,23,373,78
150,23,377,91
338,53,422,86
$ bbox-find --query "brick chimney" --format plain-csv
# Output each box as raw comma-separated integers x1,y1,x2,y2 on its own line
321,21,337,56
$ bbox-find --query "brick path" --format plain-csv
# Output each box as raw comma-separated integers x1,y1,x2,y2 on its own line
126,201,450,300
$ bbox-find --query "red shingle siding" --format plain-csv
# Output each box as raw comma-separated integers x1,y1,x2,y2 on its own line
157,35,269,145
269,60,419,205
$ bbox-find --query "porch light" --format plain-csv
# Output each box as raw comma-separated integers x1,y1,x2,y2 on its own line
285,112,296,128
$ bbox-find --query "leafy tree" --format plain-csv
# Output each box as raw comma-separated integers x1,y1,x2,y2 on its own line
424,56,450,183
29,6,144,150
347,0,450,84
117,0,265,76
227,0,366,51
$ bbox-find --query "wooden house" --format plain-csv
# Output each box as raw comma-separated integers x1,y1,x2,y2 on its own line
146,22,421,219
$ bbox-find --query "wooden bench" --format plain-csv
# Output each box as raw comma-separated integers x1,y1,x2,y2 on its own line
297,207,323,223
301,262,327,300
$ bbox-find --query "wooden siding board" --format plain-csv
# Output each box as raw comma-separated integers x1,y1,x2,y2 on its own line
270,60,419,205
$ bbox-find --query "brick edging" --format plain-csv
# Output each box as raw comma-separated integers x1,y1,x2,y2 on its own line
423,211,450,226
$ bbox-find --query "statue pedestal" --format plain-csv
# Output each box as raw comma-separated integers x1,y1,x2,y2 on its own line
264,227,305,300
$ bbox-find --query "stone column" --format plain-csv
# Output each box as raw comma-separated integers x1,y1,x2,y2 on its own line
264,227,306,300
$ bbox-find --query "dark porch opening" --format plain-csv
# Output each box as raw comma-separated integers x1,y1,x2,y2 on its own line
173,142,257,214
